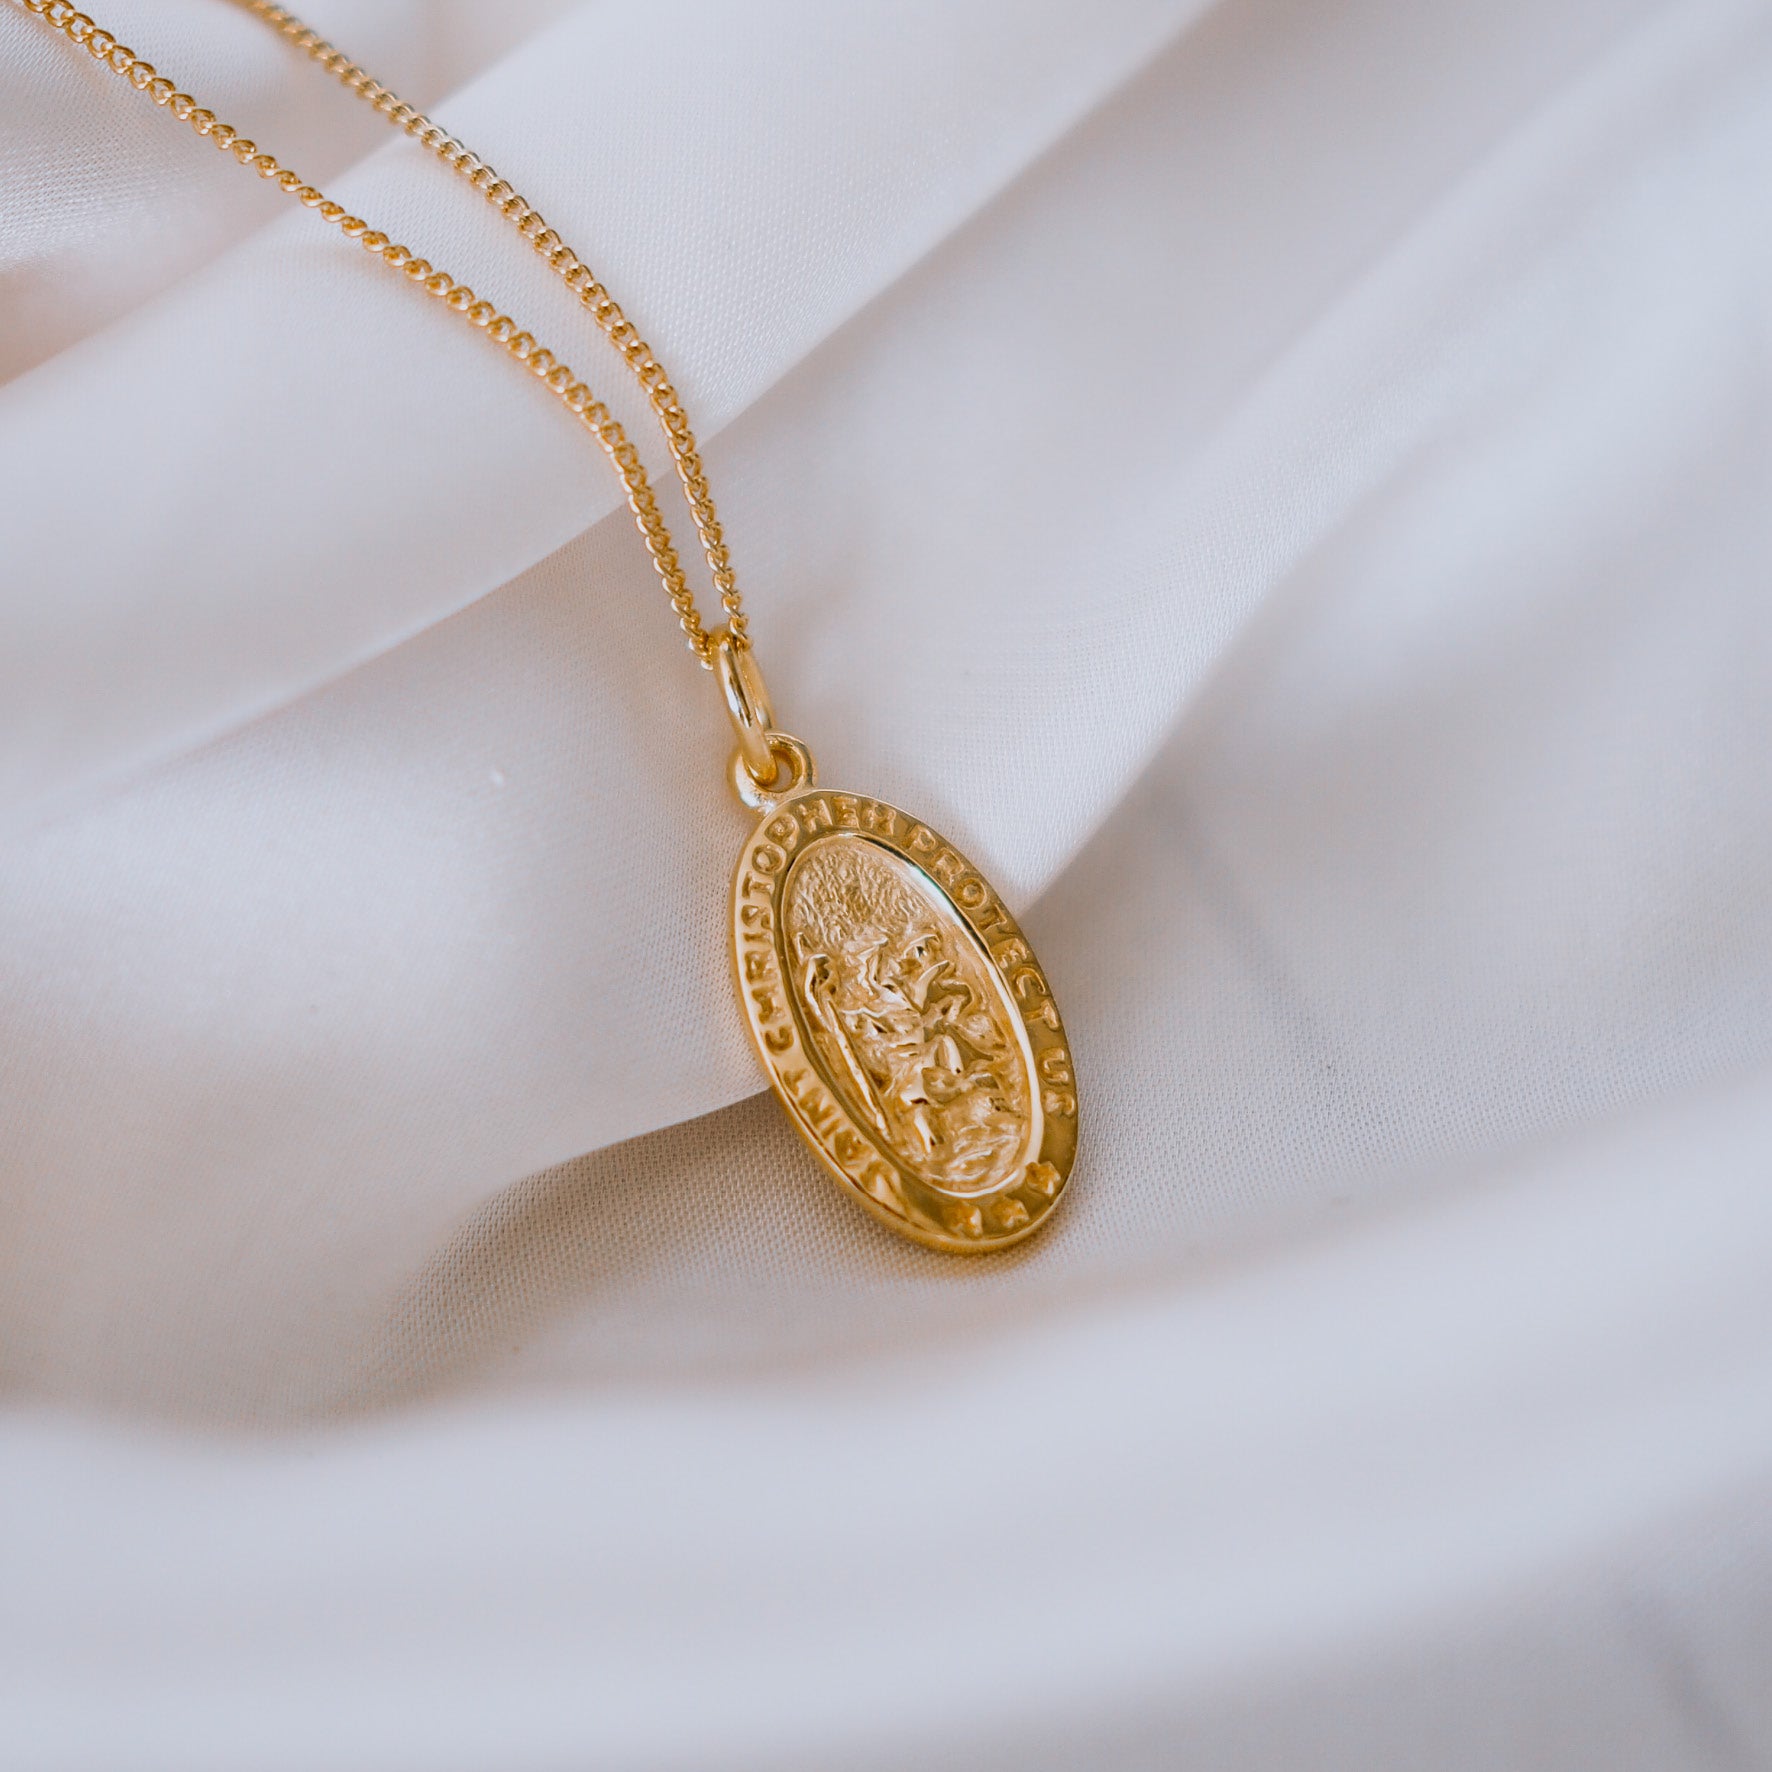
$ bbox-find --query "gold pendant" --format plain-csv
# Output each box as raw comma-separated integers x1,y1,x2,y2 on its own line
719,641,1077,1252
25,0,1071,1247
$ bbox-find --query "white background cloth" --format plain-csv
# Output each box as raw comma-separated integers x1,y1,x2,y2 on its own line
2,0,1771,1766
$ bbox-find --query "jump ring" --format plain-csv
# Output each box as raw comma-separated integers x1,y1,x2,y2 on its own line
715,629,776,784
730,732,816,813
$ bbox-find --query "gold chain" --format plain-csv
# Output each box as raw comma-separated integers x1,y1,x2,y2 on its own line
17,0,747,667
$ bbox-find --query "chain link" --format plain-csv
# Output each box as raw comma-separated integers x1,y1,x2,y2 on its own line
17,0,745,666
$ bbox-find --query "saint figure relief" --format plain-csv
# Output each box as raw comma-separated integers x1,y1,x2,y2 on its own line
784,839,1031,1192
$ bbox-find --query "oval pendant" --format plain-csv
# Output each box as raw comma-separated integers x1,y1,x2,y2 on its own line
732,789,1078,1252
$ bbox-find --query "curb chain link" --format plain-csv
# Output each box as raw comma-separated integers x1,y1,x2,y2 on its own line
18,0,747,667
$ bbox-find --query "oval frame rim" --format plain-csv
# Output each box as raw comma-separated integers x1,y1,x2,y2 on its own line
730,787,1078,1254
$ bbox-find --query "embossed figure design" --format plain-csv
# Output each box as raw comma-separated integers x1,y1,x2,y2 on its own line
790,841,1028,1192
736,794,1076,1251
28,0,1081,1252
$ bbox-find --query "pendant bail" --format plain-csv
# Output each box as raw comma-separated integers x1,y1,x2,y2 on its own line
717,632,817,810
716,631,776,783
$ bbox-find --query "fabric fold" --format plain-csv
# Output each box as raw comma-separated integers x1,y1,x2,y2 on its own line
6,0,1761,1407
5,4,1772,1759
4,0,1769,1430
0,0,1206,821
5,1061,1772,1769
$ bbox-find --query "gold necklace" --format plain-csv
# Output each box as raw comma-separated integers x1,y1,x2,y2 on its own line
25,0,1081,1253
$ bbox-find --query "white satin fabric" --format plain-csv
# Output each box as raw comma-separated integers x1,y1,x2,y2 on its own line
3,0,1771,1766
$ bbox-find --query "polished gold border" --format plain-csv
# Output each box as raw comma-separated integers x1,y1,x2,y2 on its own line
732,790,1078,1252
